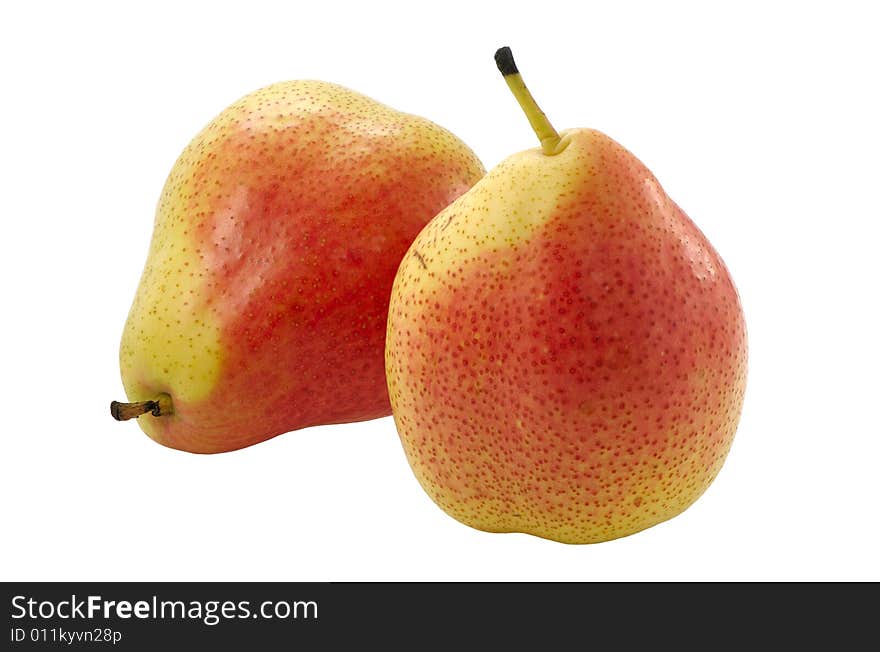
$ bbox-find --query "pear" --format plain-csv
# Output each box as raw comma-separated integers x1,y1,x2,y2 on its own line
112,80,484,453
385,48,747,544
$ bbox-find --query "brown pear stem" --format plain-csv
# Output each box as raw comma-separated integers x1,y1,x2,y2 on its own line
110,393,173,421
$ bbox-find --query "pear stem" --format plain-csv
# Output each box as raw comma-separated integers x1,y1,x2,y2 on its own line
110,393,173,421
494,46,561,155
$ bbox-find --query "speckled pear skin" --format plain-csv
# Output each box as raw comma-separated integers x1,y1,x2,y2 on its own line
119,80,485,453
385,128,747,544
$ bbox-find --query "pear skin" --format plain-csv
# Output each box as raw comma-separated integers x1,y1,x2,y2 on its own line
385,50,746,544
115,80,484,453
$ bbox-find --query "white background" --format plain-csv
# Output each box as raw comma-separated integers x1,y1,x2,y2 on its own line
2,1,878,581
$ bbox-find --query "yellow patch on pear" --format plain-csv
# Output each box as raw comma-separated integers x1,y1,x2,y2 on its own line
119,129,224,407
393,131,597,289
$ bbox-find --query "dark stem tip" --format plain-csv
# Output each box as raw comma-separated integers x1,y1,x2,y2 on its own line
494,46,518,76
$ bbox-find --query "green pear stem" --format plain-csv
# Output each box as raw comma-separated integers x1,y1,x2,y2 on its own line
494,46,561,155
110,393,173,421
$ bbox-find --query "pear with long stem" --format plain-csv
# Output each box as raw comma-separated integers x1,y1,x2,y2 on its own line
385,47,747,544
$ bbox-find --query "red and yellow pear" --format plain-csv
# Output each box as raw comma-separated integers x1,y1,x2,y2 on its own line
385,48,747,543
112,80,484,453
